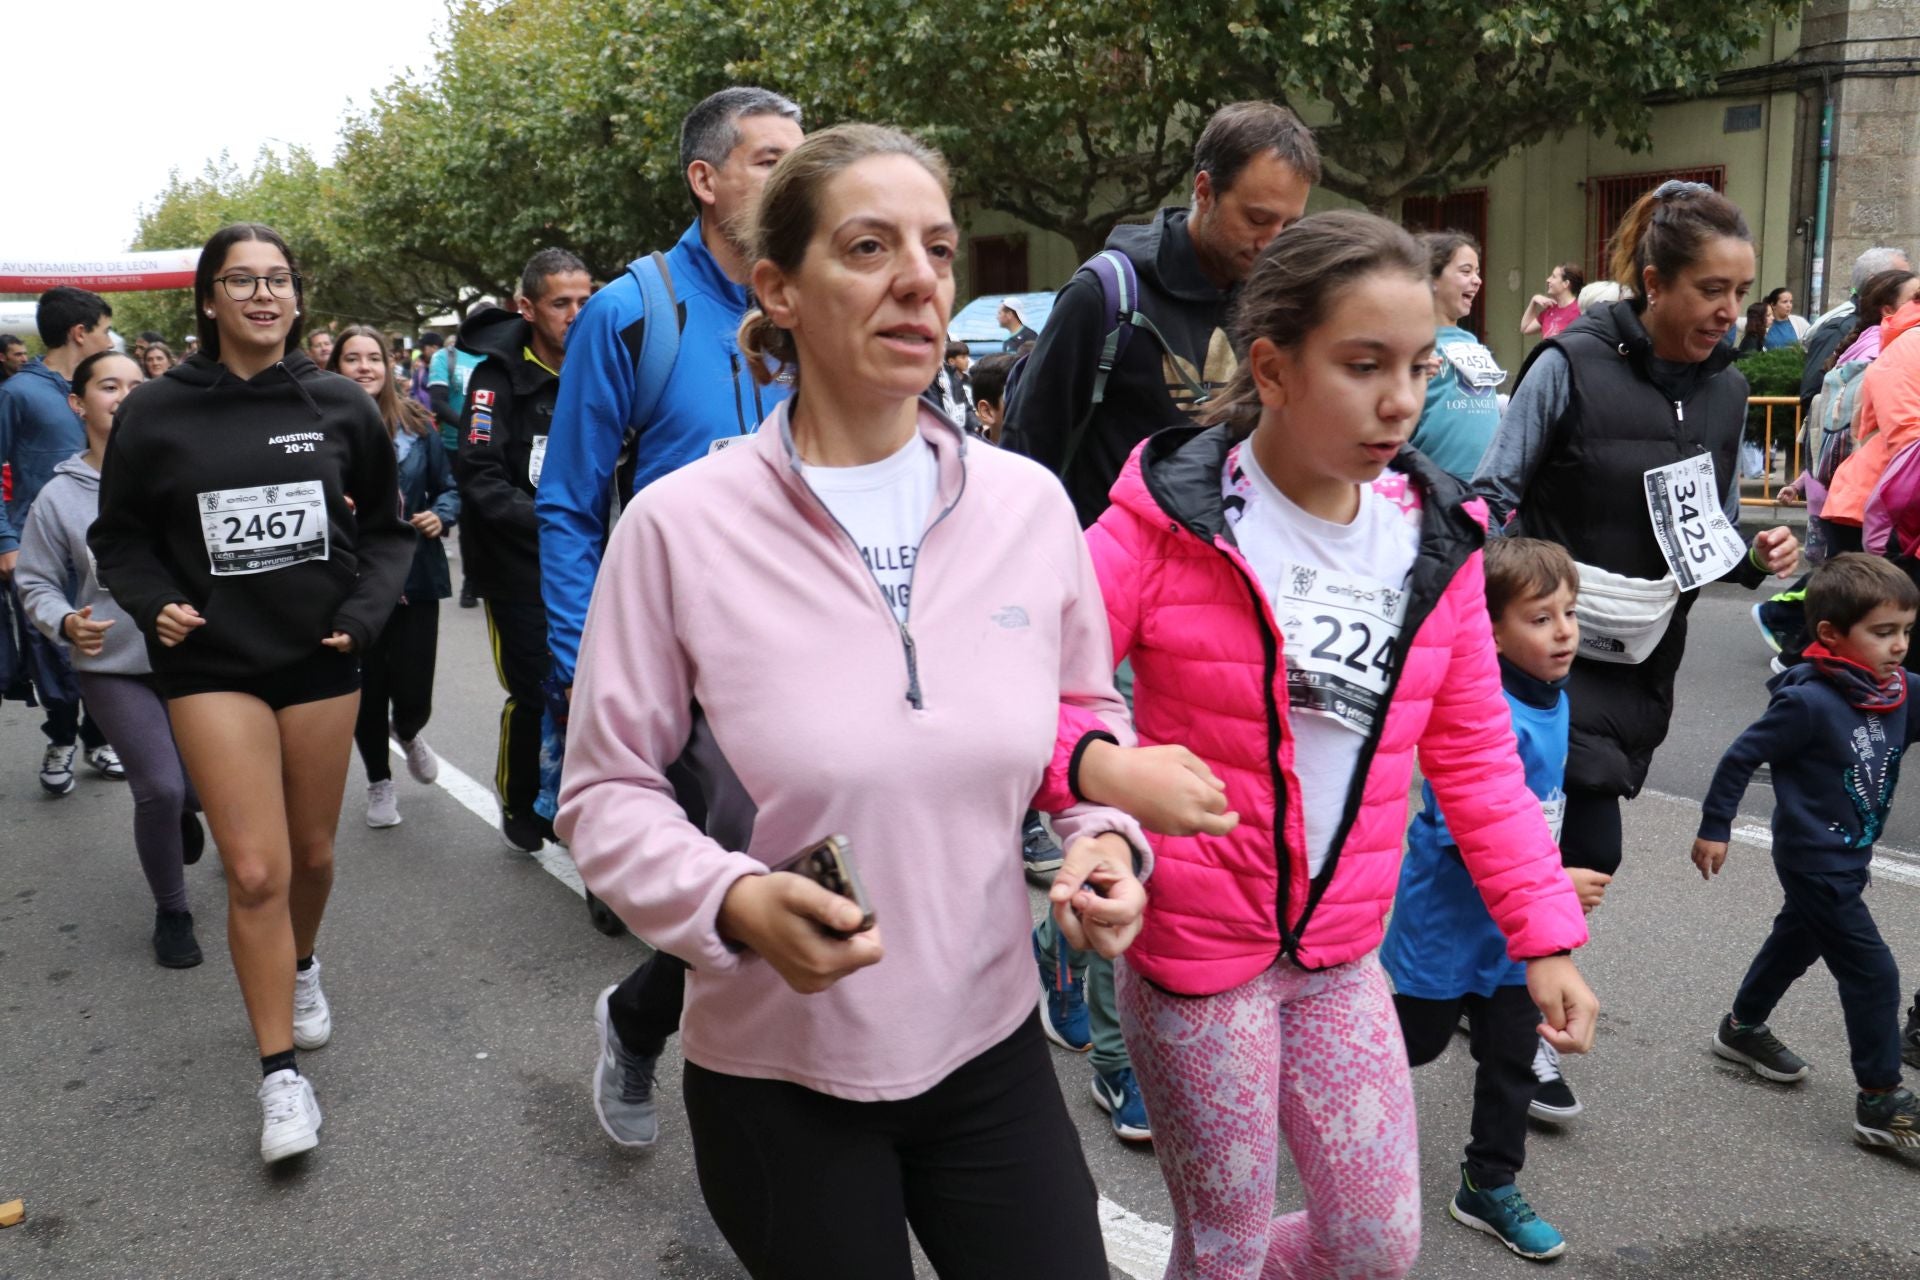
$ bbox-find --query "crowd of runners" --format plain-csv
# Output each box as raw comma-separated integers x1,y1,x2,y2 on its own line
6,83,1920,1279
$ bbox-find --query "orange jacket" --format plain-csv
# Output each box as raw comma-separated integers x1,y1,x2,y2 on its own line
1827,299,1920,525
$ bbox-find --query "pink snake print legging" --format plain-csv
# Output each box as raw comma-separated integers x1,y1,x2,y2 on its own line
1116,953,1422,1279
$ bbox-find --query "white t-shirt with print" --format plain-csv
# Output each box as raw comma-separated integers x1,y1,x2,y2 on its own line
803,434,940,623
1223,442,1421,877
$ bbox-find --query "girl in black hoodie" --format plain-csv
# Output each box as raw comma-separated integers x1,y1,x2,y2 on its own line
90,224,414,1165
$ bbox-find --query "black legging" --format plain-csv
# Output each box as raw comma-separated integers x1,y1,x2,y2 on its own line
1559,787,1624,877
355,598,440,782
682,1014,1108,1280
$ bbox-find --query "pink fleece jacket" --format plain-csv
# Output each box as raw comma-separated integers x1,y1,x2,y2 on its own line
1041,433,1586,994
557,402,1146,1101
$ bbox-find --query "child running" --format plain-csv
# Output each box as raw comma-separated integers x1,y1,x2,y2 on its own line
1694,552,1920,1147
14,350,207,968
1052,209,1597,1277
1381,537,1586,1261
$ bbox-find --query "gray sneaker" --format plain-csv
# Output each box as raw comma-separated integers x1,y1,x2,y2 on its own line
592,984,659,1148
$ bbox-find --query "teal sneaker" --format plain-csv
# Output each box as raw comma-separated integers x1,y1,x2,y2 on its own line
1448,1166,1567,1261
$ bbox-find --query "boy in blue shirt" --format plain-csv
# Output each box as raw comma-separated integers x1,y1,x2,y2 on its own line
1384,537,1599,1261
1695,552,1920,1149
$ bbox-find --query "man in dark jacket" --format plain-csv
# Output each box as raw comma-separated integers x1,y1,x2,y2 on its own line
1005,101,1319,529
454,248,592,853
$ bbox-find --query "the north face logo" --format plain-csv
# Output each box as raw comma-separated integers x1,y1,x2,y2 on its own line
992,606,1029,629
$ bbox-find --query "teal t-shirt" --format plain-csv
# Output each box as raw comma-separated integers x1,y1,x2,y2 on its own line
428,347,483,451
1410,324,1506,482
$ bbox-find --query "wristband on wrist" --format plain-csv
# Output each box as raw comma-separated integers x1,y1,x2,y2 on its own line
1065,730,1120,803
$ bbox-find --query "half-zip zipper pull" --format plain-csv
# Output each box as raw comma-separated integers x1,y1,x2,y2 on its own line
899,622,923,709
1675,400,1684,423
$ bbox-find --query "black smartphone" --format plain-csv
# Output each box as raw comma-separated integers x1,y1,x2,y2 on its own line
784,835,875,939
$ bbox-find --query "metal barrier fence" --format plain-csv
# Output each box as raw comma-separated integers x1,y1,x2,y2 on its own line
1741,396,1803,506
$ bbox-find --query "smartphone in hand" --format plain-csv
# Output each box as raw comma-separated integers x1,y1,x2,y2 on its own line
784,835,875,939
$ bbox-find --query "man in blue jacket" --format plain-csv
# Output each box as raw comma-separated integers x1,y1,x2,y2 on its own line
536,86,803,1151
0,286,119,794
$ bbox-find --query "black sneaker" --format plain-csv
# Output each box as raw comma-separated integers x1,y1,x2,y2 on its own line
586,889,629,938
1712,1012,1811,1082
1903,1011,1920,1071
1021,812,1063,878
180,811,206,866
153,909,203,969
1855,1087,1920,1149
1528,1037,1582,1121
501,808,546,854
459,587,479,609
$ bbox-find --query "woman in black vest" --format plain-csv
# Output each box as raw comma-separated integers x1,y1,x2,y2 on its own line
1475,181,1799,884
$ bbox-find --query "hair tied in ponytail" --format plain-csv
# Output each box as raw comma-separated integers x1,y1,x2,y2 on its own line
1652,179,1715,202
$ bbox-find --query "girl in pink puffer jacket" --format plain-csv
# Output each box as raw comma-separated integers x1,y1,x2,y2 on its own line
1047,212,1597,1279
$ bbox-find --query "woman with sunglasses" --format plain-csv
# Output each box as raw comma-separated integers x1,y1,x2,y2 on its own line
90,223,414,1164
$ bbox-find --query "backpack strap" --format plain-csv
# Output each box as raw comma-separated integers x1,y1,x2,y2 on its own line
1052,250,1213,479
625,250,683,430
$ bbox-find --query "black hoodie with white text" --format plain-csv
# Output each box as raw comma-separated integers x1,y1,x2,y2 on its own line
88,350,415,682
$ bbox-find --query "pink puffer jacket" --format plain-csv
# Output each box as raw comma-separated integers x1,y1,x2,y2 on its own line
1044,426,1587,994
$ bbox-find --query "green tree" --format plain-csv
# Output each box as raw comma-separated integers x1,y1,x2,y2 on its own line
331,0,725,298
1225,0,1804,209
727,0,1227,261
116,146,466,344
721,0,1800,252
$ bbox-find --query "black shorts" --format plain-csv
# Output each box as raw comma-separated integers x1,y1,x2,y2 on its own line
159,648,360,711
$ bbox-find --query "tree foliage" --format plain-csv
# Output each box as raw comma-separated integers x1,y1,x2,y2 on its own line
727,1,1228,260
1225,0,1803,209
121,0,1800,329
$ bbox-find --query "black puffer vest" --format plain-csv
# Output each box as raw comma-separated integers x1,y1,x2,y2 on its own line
1512,299,1757,797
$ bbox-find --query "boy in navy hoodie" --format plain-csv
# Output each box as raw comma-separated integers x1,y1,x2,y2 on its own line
1696,552,1920,1148
1384,537,1597,1262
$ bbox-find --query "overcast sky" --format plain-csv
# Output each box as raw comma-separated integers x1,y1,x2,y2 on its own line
3,0,454,258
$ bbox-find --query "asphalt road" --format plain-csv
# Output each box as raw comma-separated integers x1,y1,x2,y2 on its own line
5,545,1920,1279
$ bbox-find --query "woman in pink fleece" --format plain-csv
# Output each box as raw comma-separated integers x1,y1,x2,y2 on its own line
1054,211,1598,1278
556,124,1149,1280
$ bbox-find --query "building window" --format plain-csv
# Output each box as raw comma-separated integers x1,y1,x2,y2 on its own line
1403,189,1489,338
969,235,1029,298
1586,166,1727,282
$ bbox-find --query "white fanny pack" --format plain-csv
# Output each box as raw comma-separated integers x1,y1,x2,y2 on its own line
1572,562,1679,665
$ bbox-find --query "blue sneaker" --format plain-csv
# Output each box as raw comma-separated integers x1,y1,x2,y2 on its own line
1033,927,1091,1052
1448,1166,1566,1260
1090,1067,1151,1142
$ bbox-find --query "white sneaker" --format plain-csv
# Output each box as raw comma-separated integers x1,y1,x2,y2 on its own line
87,745,127,780
39,743,77,796
365,780,401,828
396,727,439,784
292,958,332,1050
258,1069,321,1162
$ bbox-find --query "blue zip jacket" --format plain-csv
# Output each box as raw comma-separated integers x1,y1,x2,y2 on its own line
1699,663,1920,870
536,220,791,683
1382,659,1569,1000
0,358,86,554
396,431,461,601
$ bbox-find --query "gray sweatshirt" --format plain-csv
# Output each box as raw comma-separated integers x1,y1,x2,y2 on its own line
15,454,150,676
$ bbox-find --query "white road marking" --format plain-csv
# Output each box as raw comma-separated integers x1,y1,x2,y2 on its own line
1728,821,1920,887
1099,1194,1174,1277
399,739,1176,1273
387,741,583,893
